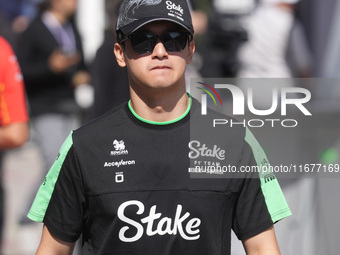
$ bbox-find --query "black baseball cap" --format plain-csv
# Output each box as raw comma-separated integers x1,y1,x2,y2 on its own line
116,0,194,36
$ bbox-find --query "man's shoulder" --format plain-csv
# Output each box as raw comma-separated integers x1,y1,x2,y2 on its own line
191,97,238,121
191,97,246,136
74,102,130,137
22,17,46,37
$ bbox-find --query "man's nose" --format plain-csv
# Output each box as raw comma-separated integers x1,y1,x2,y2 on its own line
151,40,169,59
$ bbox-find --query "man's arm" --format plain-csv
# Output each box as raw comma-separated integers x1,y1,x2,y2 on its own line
36,225,75,255
242,226,281,255
0,122,29,149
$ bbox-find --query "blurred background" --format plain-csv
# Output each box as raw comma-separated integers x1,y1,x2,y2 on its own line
0,0,340,254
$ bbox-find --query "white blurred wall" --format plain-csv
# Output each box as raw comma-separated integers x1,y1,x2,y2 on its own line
76,0,106,64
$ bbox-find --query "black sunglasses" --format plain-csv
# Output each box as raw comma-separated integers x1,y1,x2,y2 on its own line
119,31,192,54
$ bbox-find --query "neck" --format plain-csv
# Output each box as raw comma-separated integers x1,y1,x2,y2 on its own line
129,89,190,123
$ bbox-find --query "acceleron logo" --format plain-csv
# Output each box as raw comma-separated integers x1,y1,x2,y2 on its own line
196,82,223,115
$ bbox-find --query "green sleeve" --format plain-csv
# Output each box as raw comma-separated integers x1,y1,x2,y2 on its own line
27,132,73,222
244,127,292,223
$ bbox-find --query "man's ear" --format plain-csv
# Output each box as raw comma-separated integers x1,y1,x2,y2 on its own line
114,43,126,67
186,40,195,64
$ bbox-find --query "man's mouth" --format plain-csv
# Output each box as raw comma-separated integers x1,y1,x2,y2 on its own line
152,65,171,70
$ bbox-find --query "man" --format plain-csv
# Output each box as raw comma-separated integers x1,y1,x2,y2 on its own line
16,0,90,224
17,0,89,172
0,36,28,148
0,36,29,248
28,0,291,254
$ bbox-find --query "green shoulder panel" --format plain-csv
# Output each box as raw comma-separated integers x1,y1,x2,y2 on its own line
27,132,73,222
244,127,292,223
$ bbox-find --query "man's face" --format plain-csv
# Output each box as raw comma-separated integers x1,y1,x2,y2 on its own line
115,21,195,95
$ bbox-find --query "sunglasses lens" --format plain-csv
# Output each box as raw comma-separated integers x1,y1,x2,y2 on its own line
130,34,155,54
129,32,188,54
162,32,188,52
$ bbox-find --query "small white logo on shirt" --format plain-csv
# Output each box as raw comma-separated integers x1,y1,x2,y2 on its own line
111,140,128,156
118,200,201,242
104,159,135,168
115,172,124,183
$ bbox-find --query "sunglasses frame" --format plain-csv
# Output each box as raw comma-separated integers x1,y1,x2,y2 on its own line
118,31,193,54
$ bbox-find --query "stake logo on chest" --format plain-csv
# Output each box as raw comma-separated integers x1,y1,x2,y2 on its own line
118,200,201,242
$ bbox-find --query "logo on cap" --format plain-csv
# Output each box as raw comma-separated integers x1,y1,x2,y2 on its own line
166,1,184,14
166,0,184,21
